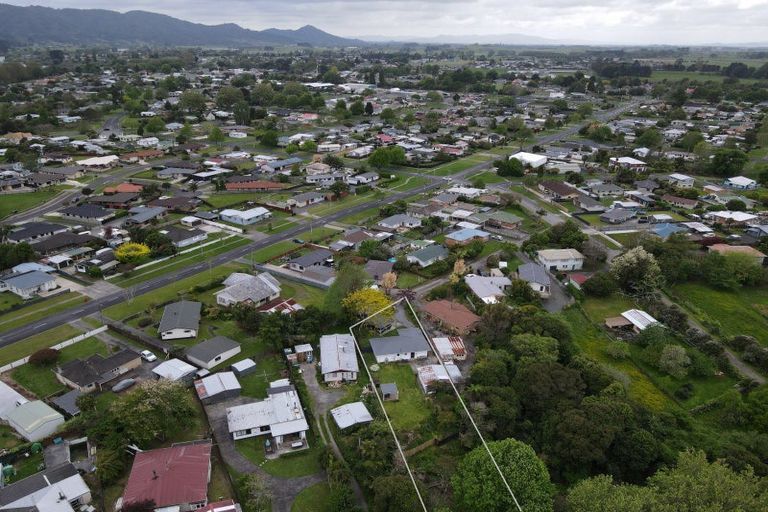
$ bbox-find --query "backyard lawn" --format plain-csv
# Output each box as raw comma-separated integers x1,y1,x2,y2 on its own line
374,364,431,431
0,325,82,367
280,281,326,308
291,483,331,512
204,193,264,209
0,186,67,220
670,282,768,346
11,337,109,398
247,240,297,264
236,431,323,478
397,272,426,289
607,232,640,247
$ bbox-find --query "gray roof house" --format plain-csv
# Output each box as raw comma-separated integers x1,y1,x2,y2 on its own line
60,204,115,223
159,300,201,341
0,270,57,299
364,260,394,282
406,245,449,268
123,206,167,226
7,222,67,243
370,327,430,363
320,334,359,383
288,249,333,273
517,262,552,298
377,214,422,231
0,462,91,511
216,272,281,307
55,349,141,392
600,208,636,224
162,226,208,249
186,336,242,370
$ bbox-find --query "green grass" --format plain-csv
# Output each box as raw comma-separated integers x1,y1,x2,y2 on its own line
103,262,247,320
504,204,545,233
247,241,297,264
670,283,768,346
560,305,672,411
236,433,323,478
397,272,426,289
111,236,251,287
469,170,507,184
307,190,380,216
291,483,331,512
7,452,45,483
0,294,23,312
0,186,68,220
280,281,326,308
0,292,86,333
580,213,610,227
205,193,264,209
340,206,380,226
607,232,640,247
375,364,431,431
0,425,23,450
237,352,286,397
650,70,763,84
11,337,109,397
427,155,488,176
386,175,432,192
0,325,81,367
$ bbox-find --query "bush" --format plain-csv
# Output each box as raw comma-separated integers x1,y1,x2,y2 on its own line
137,316,153,328
674,383,695,400
28,348,60,366
605,341,630,360
581,271,617,297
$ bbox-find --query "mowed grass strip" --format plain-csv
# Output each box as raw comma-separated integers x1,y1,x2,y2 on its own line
0,324,82,367
0,186,68,220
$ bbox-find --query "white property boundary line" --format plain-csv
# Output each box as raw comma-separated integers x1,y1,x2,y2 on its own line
0,326,108,373
347,297,523,511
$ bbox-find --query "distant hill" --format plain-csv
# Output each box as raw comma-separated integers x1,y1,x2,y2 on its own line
0,3,363,47
361,32,587,46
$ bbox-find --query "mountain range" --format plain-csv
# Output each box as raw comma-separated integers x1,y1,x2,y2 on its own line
0,3,364,47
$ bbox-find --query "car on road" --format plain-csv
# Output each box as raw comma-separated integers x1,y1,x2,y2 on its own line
491,235,504,241
112,378,136,392
292,239,305,244
140,350,157,362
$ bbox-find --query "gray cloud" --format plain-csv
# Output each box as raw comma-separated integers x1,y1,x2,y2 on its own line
4,0,768,44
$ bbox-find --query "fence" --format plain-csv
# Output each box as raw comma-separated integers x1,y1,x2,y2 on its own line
0,326,108,374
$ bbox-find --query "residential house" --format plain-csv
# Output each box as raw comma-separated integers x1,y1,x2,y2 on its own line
600,208,636,224
662,194,698,210
590,183,625,198
163,226,208,249
320,334,359,383
745,225,768,239
159,300,202,340
220,207,271,225
667,173,695,188
225,179,286,192
609,156,648,171
634,179,659,193
195,372,242,405
0,463,91,512
0,270,57,299
708,210,758,226
377,214,422,231
708,244,766,265
605,309,659,333
573,193,606,212
103,182,143,195
7,400,65,441
724,176,758,190
88,192,138,209
510,151,547,168
7,222,68,244
123,205,166,226
445,228,490,247
369,328,430,363
346,172,379,185
538,180,579,200
406,245,449,268
55,349,141,393
186,336,241,370
364,260,394,283
472,211,523,230
60,204,115,224
537,248,584,271
288,191,325,208
122,441,212,512
216,272,281,307
516,262,552,298
288,249,332,273
420,300,480,335
226,379,309,449
464,275,512,304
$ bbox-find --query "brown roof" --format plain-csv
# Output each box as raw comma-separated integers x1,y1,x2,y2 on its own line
708,244,766,258
122,149,164,159
540,180,578,197
421,300,480,333
104,183,143,194
661,194,697,207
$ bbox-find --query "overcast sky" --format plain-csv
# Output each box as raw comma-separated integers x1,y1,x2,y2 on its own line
6,0,768,44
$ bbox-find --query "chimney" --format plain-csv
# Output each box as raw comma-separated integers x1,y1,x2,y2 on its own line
152,470,158,480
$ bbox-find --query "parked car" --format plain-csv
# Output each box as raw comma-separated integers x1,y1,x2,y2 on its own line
140,350,157,362
112,378,136,392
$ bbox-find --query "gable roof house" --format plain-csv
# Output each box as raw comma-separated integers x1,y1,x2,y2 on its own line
194,372,242,404
661,194,698,210
517,262,552,298
600,208,636,224
445,228,490,247
162,226,208,249
377,214,422,232
364,260,394,283
420,300,481,335
220,207,271,226
7,400,65,442
590,183,625,198
538,180,579,201
88,192,138,209
0,463,91,512
7,222,68,244
320,334,359,383
59,204,115,224
666,173,695,188
724,176,757,190
55,349,141,393
0,270,58,299
369,328,430,363
186,336,241,370
464,275,512,304
537,248,585,271
122,441,212,512
226,379,309,449
573,193,606,212
287,249,332,273
406,245,449,268
216,272,281,308
159,300,202,341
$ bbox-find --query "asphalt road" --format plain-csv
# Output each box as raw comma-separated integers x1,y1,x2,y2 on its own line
0,101,639,346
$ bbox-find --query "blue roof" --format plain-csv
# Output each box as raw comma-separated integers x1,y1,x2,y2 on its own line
653,223,687,240
446,228,490,242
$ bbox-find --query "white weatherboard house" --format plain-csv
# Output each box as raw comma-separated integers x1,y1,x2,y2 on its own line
464,275,511,304
220,207,271,225
158,300,201,340
0,270,57,299
320,334,359,383
536,248,584,271
369,328,430,363
724,176,757,190
216,272,281,307
226,379,309,449
186,336,241,370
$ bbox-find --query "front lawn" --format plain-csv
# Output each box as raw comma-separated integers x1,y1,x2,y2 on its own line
428,155,487,176
291,483,331,512
0,325,82,367
236,432,323,478
280,281,326,308
397,272,425,289
247,241,297,264
0,186,67,220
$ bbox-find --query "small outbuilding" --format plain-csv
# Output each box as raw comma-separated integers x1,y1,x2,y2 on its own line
7,400,65,441
185,336,241,370
194,372,242,404
330,402,373,429
231,358,257,377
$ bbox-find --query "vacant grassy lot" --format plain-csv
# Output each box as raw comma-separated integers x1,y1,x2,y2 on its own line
247,240,297,264
670,283,768,345
11,337,109,397
204,193,263,209
375,364,431,431
607,231,640,247
469,170,507,184
0,187,67,220
385,174,431,192
428,155,488,176
397,272,426,289
0,325,82,367
0,295,23,312
340,206,380,226
307,190,380,216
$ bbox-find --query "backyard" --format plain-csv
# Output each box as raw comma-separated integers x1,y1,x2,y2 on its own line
373,363,431,431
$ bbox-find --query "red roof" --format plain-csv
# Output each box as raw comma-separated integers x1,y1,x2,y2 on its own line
421,300,480,333
199,500,238,512
122,441,211,508
569,273,589,285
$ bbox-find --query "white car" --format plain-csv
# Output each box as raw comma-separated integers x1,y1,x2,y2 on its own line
140,350,157,362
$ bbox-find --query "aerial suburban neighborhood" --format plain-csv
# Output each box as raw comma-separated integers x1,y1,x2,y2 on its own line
0,2,768,511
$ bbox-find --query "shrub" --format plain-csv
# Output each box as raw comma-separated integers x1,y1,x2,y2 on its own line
605,341,630,360
29,348,60,366
137,316,152,328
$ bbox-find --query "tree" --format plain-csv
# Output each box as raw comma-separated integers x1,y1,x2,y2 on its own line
567,474,650,512
115,242,151,265
330,180,349,199
350,100,365,116
509,334,559,364
95,448,126,485
452,439,554,512
240,473,272,512
581,271,617,297
372,475,426,512
380,107,396,123
709,148,749,177
208,125,225,146
176,123,193,143
342,288,393,328
261,130,279,147
233,100,251,125
324,154,344,169
658,345,691,378
636,128,662,148
179,90,207,116
144,116,166,134
381,272,397,295
450,258,467,284
368,147,392,169
610,247,662,296
359,239,386,260
325,263,369,313
28,348,60,366
365,101,374,116
216,86,244,109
